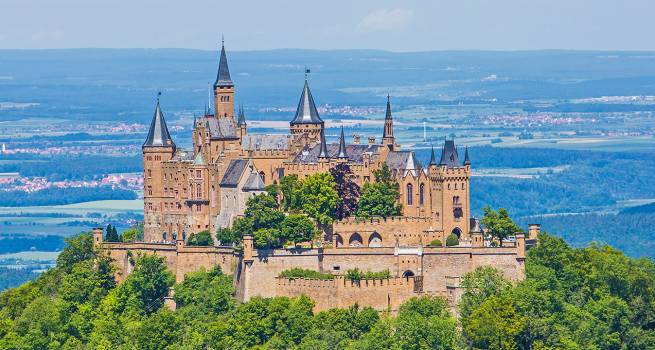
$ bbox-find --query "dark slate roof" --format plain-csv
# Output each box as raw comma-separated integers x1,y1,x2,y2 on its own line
204,117,237,139
385,151,422,172
293,143,379,164
237,105,247,127
242,172,265,191
241,134,290,151
318,128,329,158
463,146,471,165
290,80,323,124
220,159,249,187
214,43,233,87
429,146,437,166
337,127,348,158
383,95,394,139
143,100,175,148
439,140,460,167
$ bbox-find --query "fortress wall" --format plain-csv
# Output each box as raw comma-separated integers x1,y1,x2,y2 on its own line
101,242,236,283
321,248,406,275
333,216,437,247
275,276,418,312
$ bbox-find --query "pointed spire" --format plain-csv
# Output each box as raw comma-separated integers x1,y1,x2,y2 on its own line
439,137,460,167
337,126,348,159
143,93,175,148
214,38,233,88
237,105,247,127
291,78,323,124
382,94,394,144
463,146,471,165
429,145,437,166
318,128,329,159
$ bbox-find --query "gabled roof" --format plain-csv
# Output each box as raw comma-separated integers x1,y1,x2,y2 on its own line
143,99,175,148
203,117,238,140
385,151,422,176
220,159,249,187
242,171,265,192
290,80,323,125
439,140,459,167
214,42,233,88
192,152,205,166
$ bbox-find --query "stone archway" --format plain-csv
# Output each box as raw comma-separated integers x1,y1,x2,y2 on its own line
349,232,363,247
368,232,382,247
451,227,462,238
402,270,415,279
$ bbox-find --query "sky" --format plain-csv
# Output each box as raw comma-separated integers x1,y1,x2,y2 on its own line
1,0,654,51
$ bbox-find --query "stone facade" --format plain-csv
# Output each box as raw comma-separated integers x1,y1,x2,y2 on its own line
106,41,538,313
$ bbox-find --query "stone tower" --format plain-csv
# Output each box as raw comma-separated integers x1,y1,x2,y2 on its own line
427,139,471,238
143,96,176,242
290,76,324,144
213,39,234,120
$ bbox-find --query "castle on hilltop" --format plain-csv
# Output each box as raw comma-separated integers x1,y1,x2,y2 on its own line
100,42,538,312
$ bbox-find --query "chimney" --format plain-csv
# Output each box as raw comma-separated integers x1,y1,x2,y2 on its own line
368,136,376,145
353,134,361,144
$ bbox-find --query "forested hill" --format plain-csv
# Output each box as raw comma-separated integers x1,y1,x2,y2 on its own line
1,231,654,349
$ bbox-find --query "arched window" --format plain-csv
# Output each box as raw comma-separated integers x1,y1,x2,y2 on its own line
368,232,382,247
419,183,425,206
349,233,363,247
406,183,413,206
162,232,167,241
334,234,344,248
259,171,265,183
402,270,415,279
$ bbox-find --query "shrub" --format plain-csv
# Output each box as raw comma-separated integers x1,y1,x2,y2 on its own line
187,230,214,246
346,268,391,281
446,234,459,247
279,268,334,280
429,239,443,247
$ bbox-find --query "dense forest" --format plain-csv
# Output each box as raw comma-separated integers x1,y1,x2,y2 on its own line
0,231,654,349
0,186,136,207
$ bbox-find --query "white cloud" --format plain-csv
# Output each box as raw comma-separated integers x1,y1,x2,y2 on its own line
357,8,414,33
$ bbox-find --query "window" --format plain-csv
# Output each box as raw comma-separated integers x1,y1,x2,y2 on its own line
196,185,202,198
259,171,265,183
406,183,413,206
462,182,466,190
190,185,194,199
419,183,425,206
196,204,201,212
196,170,201,178
147,169,152,177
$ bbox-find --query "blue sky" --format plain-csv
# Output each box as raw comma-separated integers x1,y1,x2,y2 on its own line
1,0,653,51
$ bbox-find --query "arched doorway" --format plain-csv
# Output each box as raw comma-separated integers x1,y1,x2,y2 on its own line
334,234,344,248
451,227,462,238
349,233,363,247
402,270,415,279
368,232,382,247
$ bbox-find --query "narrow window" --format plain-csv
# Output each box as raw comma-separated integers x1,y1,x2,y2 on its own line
407,183,413,206
419,183,425,206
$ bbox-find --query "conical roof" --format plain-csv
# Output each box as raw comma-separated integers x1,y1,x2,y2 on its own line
291,80,323,124
382,94,394,139
143,98,175,148
237,105,247,127
429,146,437,166
439,139,460,167
318,128,329,158
214,41,233,88
463,146,471,165
337,126,348,159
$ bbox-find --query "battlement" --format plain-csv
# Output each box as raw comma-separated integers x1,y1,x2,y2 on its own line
334,216,432,226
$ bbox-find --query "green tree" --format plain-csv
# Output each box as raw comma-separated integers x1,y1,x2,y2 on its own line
463,294,525,350
216,226,239,246
105,224,120,242
280,174,302,211
330,163,361,219
121,227,143,243
111,254,174,316
281,214,318,245
186,230,214,246
356,164,401,218
459,266,511,321
481,206,521,246
174,267,234,314
298,173,339,227
56,233,95,272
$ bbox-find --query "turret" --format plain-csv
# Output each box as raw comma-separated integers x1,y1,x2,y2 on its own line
213,38,234,120
382,94,395,150
463,146,471,166
337,126,348,161
290,71,324,144
318,128,329,161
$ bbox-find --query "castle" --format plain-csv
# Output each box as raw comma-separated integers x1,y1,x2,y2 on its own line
99,42,537,312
